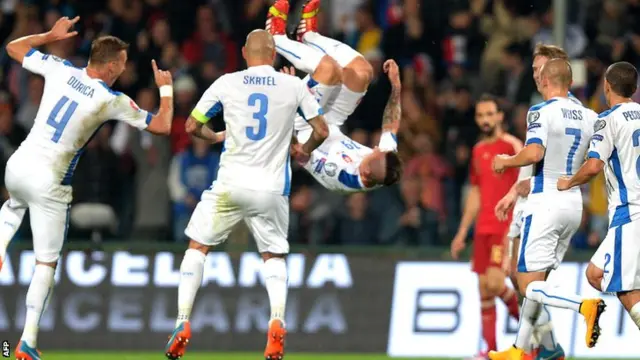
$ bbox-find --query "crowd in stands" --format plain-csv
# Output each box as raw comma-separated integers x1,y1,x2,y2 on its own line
1,0,639,249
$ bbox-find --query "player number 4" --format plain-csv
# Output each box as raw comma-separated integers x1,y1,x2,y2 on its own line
47,96,78,143
246,93,268,141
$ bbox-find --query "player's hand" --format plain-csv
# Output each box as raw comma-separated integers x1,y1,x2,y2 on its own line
280,66,296,76
383,59,401,89
47,16,80,42
515,179,531,197
494,192,516,221
502,252,511,276
291,143,310,165
492,154,508,174
450,234,466,260
152,59,173,87
557,176,572,191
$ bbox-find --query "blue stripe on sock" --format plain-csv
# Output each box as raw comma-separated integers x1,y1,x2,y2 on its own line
275,45,301,59
532,289,581,305
306,41,327,54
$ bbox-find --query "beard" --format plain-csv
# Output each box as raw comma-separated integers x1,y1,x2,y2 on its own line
480,124,497,136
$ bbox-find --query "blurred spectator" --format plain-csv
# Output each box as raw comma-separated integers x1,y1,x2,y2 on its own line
531,3,588,58
331,193,378,245
586,172,608,248
15,74,43,132
171,75,198,154
373,175,439,245
168,137,220,242
351,3,382,55
0,92,26,167
289,185,329,245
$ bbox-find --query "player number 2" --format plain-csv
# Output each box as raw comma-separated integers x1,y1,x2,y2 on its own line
632,129,640,178
47,96,78,143
564,127,581,175
246,93,268,141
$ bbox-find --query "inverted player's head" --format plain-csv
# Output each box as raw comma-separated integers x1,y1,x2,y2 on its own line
87,36,129,86
474,93,503,137
603,62,638,107
242,29,276,67
532,44,568,92
360,149,403,187
538,58,572,98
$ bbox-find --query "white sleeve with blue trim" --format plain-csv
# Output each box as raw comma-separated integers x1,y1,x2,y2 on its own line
588,113,615,161
22,49,67,77
191,76,225,123
296,79,322,121
105,93,152,130
525,107,550,148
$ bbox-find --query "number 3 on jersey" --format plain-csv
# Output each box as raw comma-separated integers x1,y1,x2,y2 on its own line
47,96,78,143
246,93,268,141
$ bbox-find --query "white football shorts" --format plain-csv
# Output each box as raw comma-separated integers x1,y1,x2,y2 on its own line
4,154,72,263
591,219,640,293
517,199,582,272
185,181,290,254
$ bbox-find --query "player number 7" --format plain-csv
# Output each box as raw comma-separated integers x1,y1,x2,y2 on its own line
565,128,581,175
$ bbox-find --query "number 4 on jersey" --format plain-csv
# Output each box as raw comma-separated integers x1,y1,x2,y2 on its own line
47,96,78,143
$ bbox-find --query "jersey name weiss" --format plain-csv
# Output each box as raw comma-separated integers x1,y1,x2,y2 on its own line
588,102,640,227
191,65,322,195
17,49,151,186
525,96,597,204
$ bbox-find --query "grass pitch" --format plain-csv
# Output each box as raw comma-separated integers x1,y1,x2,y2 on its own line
39,353,627,360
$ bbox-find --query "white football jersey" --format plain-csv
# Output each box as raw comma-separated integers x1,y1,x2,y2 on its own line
16,49,151,185
588,102,640,228
302,127,398,193
525,96,597,204
191,65,322,195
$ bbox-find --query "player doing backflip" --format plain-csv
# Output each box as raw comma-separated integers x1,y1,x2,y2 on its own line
489,59,605,360
557,61,640,332
2,16,174,360
163,30,329,360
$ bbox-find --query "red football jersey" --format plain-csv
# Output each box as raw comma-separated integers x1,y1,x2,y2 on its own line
469,136,520,235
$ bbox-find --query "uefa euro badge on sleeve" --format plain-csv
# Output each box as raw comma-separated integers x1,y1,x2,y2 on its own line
594,119,606,132
527,111,540,124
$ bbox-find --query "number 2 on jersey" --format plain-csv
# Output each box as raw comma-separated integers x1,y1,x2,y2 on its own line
47,96,78,143
564,128,581,175
632,129,640,178
246,93,268,141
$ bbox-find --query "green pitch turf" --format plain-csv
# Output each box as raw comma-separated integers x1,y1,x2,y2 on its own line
39,353,629,360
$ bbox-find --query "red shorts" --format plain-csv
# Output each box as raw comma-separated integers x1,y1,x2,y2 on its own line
471,233,505,274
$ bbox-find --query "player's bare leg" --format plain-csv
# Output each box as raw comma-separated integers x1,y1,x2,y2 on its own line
487,266,520,321
267,0,342,108
0,199,27,271
165,239,208,360
586,262,640,329
15,259,56,360
477,275,497,357
297,0,373,104
262,252,288,360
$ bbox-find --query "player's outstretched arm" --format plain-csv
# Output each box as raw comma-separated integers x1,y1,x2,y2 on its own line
301,115,329,155
6,16,79,63
144,60,174,135
557,158,604,191
381,59,402,134
492,144,544,173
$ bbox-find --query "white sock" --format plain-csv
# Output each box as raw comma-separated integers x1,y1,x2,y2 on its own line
263,257,288,325
630,302,640,329
274,35,324,74
533,305,558,350
0,200,26,262
302,32,362,68
526,281,582,312
21,264,55,347
515,298,542,351
175,249,206,328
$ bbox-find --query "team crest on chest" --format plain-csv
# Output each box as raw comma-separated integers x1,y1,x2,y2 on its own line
342,153,353,163
324,162,337,176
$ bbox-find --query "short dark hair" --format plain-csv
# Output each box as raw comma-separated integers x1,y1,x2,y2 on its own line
605,62,638,98
383,152,403,186
89,36,129,64
533,43,569,61
476,93,502,112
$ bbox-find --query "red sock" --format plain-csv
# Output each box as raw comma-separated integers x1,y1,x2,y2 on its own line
481,300,497,352
500,287,520,321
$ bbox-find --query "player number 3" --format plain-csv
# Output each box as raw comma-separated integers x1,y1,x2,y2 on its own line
246,93,268,141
